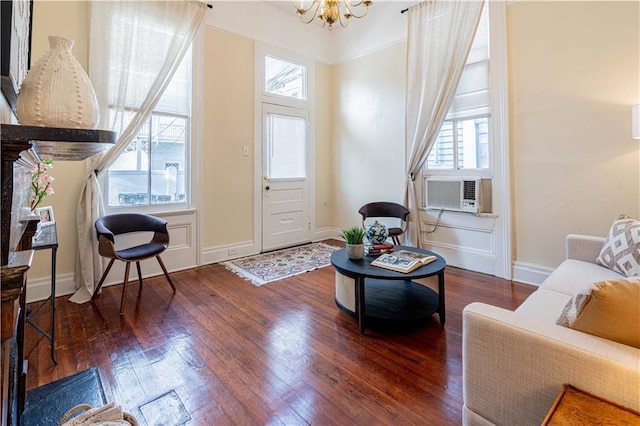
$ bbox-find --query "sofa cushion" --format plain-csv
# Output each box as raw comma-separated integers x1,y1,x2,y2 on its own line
515,289,572,324
541,259,625,296
596,214,640,277
557,278,640,348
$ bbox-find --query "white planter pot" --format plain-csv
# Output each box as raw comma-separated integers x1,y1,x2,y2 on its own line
346,243,364,260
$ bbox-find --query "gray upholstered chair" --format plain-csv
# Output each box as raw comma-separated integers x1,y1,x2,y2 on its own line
91,213,176,315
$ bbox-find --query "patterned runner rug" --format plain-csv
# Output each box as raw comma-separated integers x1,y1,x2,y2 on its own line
223,242,340,286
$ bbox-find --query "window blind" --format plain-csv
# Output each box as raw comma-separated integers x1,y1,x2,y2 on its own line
446,4,489,120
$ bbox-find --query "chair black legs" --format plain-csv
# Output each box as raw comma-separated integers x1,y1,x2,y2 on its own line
135,261,143,287
91,258,116,301
156,255,176,293
91,256,176,315
120,262,131,315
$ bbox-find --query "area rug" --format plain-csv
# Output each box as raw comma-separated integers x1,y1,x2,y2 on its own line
223,242,339,286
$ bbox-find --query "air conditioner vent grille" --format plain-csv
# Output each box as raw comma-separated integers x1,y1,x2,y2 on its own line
427,180,462,210
426,177,492,213
463,180,476,201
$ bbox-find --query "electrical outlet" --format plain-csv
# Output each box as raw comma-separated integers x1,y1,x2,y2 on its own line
228,248,238,255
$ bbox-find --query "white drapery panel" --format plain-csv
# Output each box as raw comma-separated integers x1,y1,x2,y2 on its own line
71,0,206,303
403,0,485,246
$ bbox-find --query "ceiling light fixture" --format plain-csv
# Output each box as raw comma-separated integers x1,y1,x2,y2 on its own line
293,0,372,30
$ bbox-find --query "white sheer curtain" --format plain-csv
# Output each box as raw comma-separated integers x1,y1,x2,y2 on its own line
71,0,207,303
403,0,485,246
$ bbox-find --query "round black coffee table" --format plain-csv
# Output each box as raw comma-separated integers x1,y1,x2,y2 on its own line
330,246,446,334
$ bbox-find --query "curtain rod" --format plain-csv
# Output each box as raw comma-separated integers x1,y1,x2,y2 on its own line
401,8,408,14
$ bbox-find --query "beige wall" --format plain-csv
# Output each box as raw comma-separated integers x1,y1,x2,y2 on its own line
28,1,90,280
202,27,255,247
331,43,407,229
17,1,640,285
201,27,334,247
508,1,640,268
315,62,334,229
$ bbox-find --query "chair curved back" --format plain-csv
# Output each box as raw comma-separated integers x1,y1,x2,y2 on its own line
95,213,169,259
359,202,410,245
358,202,410,222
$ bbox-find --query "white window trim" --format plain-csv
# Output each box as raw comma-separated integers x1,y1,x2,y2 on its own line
102,35,202,216
419,2,511,279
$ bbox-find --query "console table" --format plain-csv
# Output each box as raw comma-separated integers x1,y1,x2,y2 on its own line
0,124,115,426
29,224,58,365
330,247,446,334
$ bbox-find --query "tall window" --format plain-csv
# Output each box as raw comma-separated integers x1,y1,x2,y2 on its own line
425,6,490,173
105,50,192,208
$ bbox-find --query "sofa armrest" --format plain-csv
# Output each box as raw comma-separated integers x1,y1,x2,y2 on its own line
565,234,605,263
462,302,640,426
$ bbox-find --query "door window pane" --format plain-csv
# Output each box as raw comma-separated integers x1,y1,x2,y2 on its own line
265,56,307,100
267,113,306,179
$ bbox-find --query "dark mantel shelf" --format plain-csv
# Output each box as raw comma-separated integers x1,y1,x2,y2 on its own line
1,123,116,161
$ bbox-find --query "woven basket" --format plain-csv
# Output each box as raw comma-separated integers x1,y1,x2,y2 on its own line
59,403,139,426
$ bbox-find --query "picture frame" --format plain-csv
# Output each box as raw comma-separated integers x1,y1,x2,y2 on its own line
36,205,55,227
1,0,33,110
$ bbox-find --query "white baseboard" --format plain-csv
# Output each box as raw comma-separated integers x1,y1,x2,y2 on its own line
512,262,553,286
201,229,340,265
26,272,77,303
25,269,179,304
200,240,258,265
313,227,341,242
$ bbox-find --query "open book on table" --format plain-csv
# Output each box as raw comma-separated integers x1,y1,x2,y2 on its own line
370,250,437,273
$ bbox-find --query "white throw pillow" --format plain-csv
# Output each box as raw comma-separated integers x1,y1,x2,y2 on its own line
596,214,640,277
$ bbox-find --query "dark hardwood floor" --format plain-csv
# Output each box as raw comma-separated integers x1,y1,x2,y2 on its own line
25,240,535,425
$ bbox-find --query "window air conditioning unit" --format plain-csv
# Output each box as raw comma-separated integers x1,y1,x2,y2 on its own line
426,178,492,214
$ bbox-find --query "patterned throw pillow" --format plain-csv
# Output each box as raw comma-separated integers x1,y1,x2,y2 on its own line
557,278,640,348
596,214,640,277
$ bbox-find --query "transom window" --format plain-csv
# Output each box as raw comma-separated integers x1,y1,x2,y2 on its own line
265,55,307,100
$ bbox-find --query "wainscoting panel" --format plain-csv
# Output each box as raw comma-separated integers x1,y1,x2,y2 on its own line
420,210,498,275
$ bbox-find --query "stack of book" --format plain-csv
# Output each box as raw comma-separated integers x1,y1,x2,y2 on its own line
365,243,394,256
371,250,438,273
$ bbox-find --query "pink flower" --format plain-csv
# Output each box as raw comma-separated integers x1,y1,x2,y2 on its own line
30,159,54,211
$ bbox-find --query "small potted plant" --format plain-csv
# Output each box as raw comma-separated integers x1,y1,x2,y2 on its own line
342,226,366,260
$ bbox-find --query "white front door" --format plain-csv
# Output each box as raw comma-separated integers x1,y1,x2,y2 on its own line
262,103,310,251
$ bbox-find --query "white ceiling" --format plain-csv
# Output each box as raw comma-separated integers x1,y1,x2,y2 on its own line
205,1,418,64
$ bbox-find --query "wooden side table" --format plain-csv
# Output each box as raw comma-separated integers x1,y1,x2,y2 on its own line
543,384,640,425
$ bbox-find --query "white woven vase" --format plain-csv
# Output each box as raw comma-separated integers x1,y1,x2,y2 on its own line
16,36,99,129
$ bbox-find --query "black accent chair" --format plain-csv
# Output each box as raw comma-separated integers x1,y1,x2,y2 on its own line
91,213,176,315
358,202,410,245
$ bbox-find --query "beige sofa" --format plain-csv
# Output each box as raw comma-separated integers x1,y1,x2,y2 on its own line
462,234,640,425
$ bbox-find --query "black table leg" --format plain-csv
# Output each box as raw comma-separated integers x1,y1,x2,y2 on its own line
50,247,57,364
438,271,445,326
355,276,366,334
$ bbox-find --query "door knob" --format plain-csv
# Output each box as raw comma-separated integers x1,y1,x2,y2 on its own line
265,185,270,191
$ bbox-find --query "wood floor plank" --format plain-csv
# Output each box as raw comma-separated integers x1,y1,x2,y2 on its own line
24,240,536,424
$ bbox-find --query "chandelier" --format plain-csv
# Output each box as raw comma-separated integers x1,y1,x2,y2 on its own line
293,0,373,30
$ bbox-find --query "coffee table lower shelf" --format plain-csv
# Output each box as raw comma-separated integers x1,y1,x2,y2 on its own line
335,278,441,330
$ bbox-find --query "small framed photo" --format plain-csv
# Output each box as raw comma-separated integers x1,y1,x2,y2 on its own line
36,206,55,227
